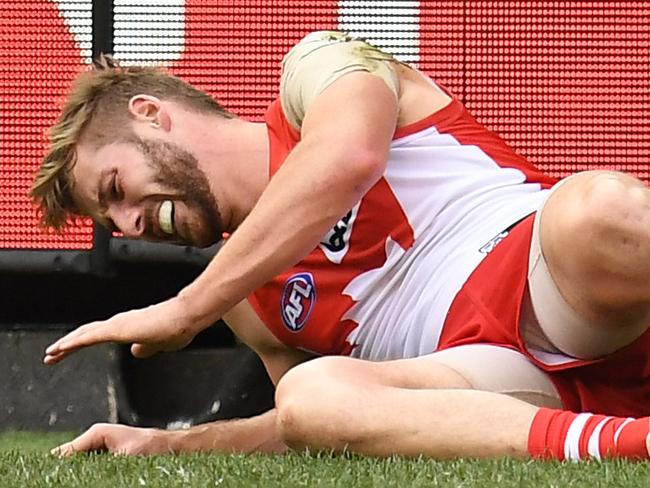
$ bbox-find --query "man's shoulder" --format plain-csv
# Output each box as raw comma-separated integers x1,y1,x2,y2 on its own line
283,30,394,65
279,30,400,130
288,30,354,51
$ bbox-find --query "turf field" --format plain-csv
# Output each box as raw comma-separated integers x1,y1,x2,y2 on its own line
1,431,649,487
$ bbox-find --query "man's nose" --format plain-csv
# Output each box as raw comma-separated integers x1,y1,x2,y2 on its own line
108,204,145,238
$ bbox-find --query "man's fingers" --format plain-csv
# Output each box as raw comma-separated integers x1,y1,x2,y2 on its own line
45,326,93,355
51,441,78,458
43,350,71,365
51,426,108,457
44,321,121,361
43,344,76,365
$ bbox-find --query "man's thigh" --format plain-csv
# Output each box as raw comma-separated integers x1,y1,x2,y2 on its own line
530,170,650,359
309,345,562,409
426,344,562,408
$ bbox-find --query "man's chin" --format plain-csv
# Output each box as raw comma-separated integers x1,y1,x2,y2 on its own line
171,218,221,247
193,237,220,248
185,230,221,248
141,233,216,248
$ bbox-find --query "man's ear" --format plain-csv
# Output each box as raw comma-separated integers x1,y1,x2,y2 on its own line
128,95,171,131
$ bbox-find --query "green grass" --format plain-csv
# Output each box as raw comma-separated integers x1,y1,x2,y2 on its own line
1,432,649,487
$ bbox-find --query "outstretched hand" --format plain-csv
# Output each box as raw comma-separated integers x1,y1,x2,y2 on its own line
44,297,199,364
52,423,174,457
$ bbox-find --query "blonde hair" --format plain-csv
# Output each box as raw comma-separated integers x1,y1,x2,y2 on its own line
31,55,233,230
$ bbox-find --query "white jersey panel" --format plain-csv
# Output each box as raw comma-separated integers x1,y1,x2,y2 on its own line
345,125,548,361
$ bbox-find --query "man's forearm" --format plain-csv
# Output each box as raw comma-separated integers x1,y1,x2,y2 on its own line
167,409,286,454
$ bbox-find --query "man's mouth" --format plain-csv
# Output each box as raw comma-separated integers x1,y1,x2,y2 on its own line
158,200,175,235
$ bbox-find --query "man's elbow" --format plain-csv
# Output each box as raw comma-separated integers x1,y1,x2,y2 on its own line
344,147,388,191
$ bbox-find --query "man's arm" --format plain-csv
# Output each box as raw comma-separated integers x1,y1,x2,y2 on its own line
44,69,399,361
53,301,313,457
163,301,313,454
51,410,283,457
169,70,399,349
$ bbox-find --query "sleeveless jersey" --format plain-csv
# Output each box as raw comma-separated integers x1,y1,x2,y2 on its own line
248,94,556,360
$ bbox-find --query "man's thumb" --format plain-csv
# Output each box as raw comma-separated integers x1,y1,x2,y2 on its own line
130,343,159,358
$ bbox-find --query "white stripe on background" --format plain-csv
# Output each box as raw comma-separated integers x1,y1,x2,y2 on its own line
338,0,420,64
113,0,185,63
60,1,420,65
51,0,93,62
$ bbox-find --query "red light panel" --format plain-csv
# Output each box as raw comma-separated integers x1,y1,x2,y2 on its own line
1,0,93,249
114,1,339,121
3,2,649,250
422,1,649,181
419,1,465,95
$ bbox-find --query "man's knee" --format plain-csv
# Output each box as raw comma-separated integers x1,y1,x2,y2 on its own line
549,172,645,247
274,359,321,447
275,356,368,450
542,171,650,307
576,172,646,236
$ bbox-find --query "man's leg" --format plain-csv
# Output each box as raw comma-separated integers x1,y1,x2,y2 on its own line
521,170,650,460
275,344,650,460
275,347,546,459
534,170,650,358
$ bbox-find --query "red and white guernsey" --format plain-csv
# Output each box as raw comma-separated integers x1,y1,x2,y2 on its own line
248,94,556,360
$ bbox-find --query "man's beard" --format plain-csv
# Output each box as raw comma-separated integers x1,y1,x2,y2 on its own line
137,138,222,246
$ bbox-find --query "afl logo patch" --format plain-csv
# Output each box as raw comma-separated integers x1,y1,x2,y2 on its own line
281,272,316,332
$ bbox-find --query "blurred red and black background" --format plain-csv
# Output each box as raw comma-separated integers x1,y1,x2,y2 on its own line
2,1,648,250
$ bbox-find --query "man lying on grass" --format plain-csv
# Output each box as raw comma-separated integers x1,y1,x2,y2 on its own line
34,31,650,461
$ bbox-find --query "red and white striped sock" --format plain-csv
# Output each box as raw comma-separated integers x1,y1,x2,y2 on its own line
528,408,650,461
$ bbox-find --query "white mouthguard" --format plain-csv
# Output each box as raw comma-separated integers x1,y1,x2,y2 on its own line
159,200,174,235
